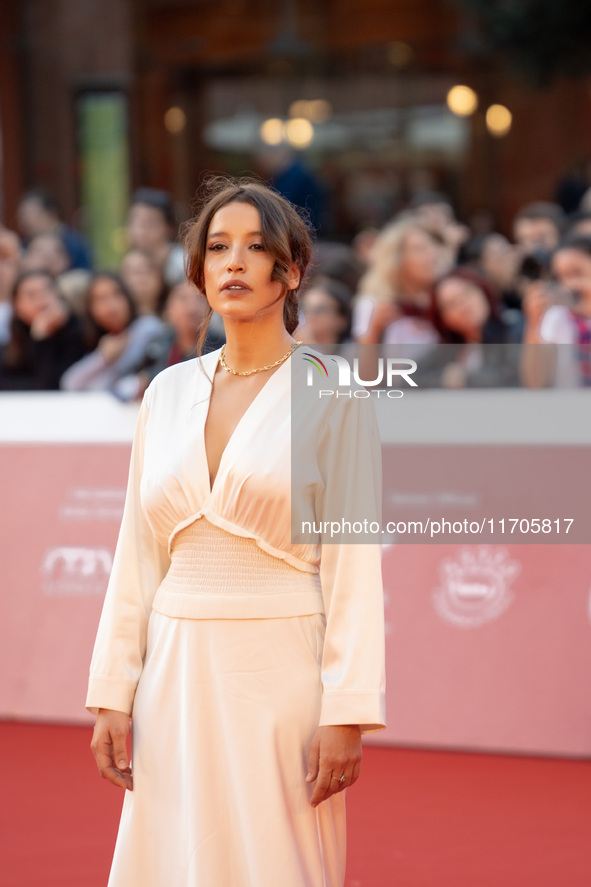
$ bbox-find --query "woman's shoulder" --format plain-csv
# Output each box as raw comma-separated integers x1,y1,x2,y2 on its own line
147,346,222,398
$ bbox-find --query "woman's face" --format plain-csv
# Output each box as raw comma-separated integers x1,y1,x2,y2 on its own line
127,204,170,252
89,278,132,333
165,282,207,332
23,234,69,277
300,287,347,345
14,275,59,325
481,234,519,290
203,201,299,326
436,277,490,338
552,248,591,300
398,229,443,291
120,251,162,313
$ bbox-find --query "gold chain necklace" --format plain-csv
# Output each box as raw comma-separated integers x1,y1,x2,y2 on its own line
219,341,303,376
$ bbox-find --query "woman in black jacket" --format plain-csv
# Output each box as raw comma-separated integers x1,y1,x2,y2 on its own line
0,269,87,390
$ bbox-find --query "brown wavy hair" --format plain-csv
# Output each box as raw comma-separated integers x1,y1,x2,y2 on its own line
183,176,313,355
429,266,501,343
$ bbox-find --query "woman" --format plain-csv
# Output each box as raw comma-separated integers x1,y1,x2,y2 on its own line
0,227,21,344
0,269,86,390
419,267,521,388
126,187,185,287
87,178,385,887
521,235,591,387
299,277,352,346
119,247,167,316
140,280,226,386
352,216,450,350
60,272,165,401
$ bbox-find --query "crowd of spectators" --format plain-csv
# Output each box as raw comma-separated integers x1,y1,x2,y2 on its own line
1,182,591,394
0,187,223,398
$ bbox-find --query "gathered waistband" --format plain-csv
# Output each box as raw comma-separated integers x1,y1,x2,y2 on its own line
152,517,325,620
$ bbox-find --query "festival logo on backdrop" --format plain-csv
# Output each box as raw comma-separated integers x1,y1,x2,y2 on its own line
41,546,113,596
432,546,521,628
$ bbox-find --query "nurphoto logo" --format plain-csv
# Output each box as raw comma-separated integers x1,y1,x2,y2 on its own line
302,352,417,398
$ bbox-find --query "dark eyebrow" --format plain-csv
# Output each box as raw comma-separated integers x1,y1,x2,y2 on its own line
207,230,263,240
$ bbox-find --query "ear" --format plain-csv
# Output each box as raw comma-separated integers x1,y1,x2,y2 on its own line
287,262,301,292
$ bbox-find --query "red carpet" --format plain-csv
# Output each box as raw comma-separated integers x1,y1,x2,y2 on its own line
0,721,589,887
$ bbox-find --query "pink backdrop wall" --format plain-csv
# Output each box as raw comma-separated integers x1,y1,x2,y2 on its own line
1,394,590,757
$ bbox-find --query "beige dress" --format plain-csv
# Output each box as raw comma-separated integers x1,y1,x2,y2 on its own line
86,346,386,887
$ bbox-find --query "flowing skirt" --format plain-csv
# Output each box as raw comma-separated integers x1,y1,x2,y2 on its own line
107,608,346,886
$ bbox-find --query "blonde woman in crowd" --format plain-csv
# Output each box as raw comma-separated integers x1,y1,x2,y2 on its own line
352,216,452,348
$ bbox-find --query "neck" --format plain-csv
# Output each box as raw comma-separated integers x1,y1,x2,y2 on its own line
221,316,296,372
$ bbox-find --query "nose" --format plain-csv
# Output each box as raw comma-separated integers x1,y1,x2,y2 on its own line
227,244,246,272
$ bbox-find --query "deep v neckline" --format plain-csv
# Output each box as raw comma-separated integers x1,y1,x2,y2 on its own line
202,348,292,495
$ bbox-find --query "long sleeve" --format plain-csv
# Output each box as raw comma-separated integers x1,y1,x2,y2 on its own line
315,392,386,734
60,348,110,391
61,317,166,393
85,383,171,715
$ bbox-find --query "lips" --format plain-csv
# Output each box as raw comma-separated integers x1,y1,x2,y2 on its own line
220,279,252,293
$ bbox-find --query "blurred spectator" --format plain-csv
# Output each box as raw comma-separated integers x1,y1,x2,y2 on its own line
351,227,379,268
164,280,223,358
142,281,224,383
127,188,185,288
298,278,352,346
258,147,324,231
479,234,521,304
555,161,590,215
565,209,591,239
409,190,469,258
353,218,450,347
0,228,22,344
578,187,591,215
416,268,521,388
16,188,92,270
23,232,70,277
513,202,566,253
311,243,363,295
60,272,165,401
23,232,92,317
521,236,591,387
0,270,86,390
466,207,497,237
57,269,93,319
461,232,522,313
120,248,167,316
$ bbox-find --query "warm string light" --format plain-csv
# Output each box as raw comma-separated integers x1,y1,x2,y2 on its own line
446,85,512,138
486,104,512,137
259,99,332,149
164,107,186,133
447,85,478,117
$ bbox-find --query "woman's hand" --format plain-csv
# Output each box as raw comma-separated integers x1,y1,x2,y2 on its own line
441,361,467,389
306,724,362,807
361,299,399,345
99,332,129,363
90,708,133,791
30,301,68,340
521,280,551,337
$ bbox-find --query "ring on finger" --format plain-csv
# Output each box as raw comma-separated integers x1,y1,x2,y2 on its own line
331,773,346,785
